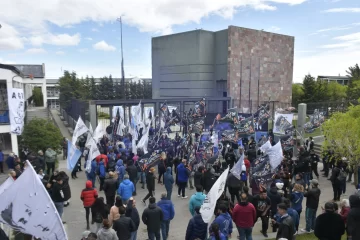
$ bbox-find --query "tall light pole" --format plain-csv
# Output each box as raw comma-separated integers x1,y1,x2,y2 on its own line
117,17,125,99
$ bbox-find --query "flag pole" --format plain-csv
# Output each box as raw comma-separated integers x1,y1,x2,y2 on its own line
117,16,125,99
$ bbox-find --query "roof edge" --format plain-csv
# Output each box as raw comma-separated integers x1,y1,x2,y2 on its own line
0,63,23,76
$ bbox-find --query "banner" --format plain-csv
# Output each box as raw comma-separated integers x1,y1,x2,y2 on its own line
93,124,105,142
72,116,89,145
200,167,229,223
144,106,154,125
0,177,14,195
85,123,93,147
88,138,100,162
67,140,82,170
230,153,244,180
137,126,150,154
0,161,67,239
260,140,272,153
267,141,284,170
131,102,142,127
7,88,25,135
273,113,294,135
112,106,124,122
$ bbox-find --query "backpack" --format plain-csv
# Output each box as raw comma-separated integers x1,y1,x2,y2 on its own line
240,171,247,182
94,211,103,223
337,169,347,182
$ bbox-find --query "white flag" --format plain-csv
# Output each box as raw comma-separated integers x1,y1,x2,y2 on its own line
7,88,25,135
72,116,89,145
200,167,230,223
93,124,105,142
260,140,272,153
85,123,94,147
267,141,284,170
0,161,67,239
88,138,100,162
230,153,244,180
137,126,150,154
0,177,14,195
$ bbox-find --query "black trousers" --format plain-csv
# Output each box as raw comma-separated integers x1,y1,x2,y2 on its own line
178,182,186,197
228,187,241,204
106,195,115,207
85,206,93,223
323,161,329,177
0,161,3,173
143,189,154,202
99,177,105,191
256,214,269,233
158,171,165,183
46,162,55,175
311,164,319,178
332,183,342,201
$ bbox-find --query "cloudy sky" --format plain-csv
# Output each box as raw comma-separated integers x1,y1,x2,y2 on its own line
0,0,359,82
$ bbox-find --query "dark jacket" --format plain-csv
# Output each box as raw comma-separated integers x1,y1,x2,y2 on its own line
177,163,189,183
227,172,242,189
51,182,64,202
164,167,174,191
194,171,204,189
314,211,345,240
347,194,360,239
142,203,163,232
126,164,138,182
267,187,282,216
276,215,294,240
203,171,217,193
59,172,71,201
125,200,140,231
103,177,118,197
330,167,341,184
113,215,136,240
185,214,208,240
146,172,155,191
6,156,15,169
157,198,175,221
37,155,45,170
304,186,321,209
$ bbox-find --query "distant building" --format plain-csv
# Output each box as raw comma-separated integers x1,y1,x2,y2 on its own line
152,26,294,112
317,75,350,85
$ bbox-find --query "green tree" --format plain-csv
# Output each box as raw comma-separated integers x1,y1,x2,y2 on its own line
326,82,347,101
302,74,317,103
21,118,63,152
346,63,360,80
58,71,82,109
292,84,304,107
347,64,360,100
322,104,360,186
32,87,44,106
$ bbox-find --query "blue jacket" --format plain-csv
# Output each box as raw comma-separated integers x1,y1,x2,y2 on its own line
164,167,174,191
185,214,208,240
212,212,233,236
209,232,226,240
0,152,3,162
118,179,135,200
115,160,126,181
274,209,299,232
6,156,14,169
88,160,97,178
99,161,106,178
177,163,189,183
189,192,206,216
291,191,304,211
157,198,175,221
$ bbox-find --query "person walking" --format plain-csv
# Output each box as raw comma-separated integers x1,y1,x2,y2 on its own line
62,137,68,160
51,176,65,223
103,172,118,207
189,186,206,216
113,206,136,240
59,171,71,207
5,152,15,170
330,162,343,202
92,197,109,234
252,189,271,238
142,167,156,205
81,180,99,230
267,183,282,232
177,159,189,199
185,206,208,240
309,150,320,179
45,147,57,175
232,193,256,240
115,159,126,184
109,197,124,226
37,150,45,172
87,159,97,188
227,172,243,204
142,197,164,240
164,167,174,200
301,179,321,233
193,166,204,189
126,198,140,240
118,174,135,204
272,203,295,240
98,159,106,191
314,202,345,240
126,160,138,195
157,192,175,240
158,152,167,184
97,219,118,240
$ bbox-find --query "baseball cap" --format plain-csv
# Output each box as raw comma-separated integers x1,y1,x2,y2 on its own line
310,179,319,185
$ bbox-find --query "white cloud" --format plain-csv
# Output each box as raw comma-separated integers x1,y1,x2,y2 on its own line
320,43,352,49
93,41,116,51
85,37,93,40
91,28,99,32
29,33,81,46
26,48,47,54
78,48,88,53
0,23,24,50
55,51,65,55
0,58,16,64
0,0,306,35
268,26,281,32
324,8,360,13
310,22,360,35
334,32,360,41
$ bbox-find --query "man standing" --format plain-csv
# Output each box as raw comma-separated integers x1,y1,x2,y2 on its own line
142,197,163,240
211,204,233,239
142,167,156,205
118,174,135,204
252,189,271,237
103,171,118,207
51,176,65,223
189,186,206,216
113,206,136,240
45,147,57,175
314,202,345,240
164,167,174,200
232,193,256,240
157,192,175,240
272,203,294,240
126,160,138,195
185,206,208,240
301,179,321,233
330,162,343,201
177,159,189,199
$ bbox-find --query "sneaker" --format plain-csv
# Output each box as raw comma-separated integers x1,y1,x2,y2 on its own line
309,230,314,233
300,229,310,233
182,196,188,199
177,195,181,197
260,230,268,238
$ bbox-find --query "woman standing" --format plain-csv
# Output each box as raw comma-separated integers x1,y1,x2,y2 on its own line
109,196,124,226
80,180,98,230
158,152,167,184
59,171,71,207
291,183,304,221
92,197,109,233
97,219,118,240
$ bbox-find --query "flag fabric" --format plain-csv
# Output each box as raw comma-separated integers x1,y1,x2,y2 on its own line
113,108,121,136
67,140,82,171
116,114,124,136
0,177,14,195
88,138,100,163
137,126,150,154
230,153,244,180
260,140,272,153
93,124,105,142
72,116,89,145
0,161,67,239
85,123,93,147
200,167,229,223
267,141,284,170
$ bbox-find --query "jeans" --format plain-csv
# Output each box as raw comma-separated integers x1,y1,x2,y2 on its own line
148,230,161,240
188,175,194,189
166,189,172,200
237,226,253,240
130,231,137,240
303,172,311,188
63,148,67,160
178,182,186,197
161,220,170,240
86,174,96,188
305,207,317,232
54,202,64,218
141,172,147,188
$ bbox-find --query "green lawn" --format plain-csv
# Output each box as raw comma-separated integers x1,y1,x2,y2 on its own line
269,233,347,240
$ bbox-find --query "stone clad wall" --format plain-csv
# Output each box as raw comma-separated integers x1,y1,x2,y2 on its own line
227,26,294,111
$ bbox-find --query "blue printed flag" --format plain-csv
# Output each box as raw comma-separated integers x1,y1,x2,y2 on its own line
67,140,82,170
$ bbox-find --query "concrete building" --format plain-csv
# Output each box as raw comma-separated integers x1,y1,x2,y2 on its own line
152,26,294,112
318,75,350,85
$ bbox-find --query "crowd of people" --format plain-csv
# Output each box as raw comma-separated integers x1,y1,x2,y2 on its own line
2,131,360,240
